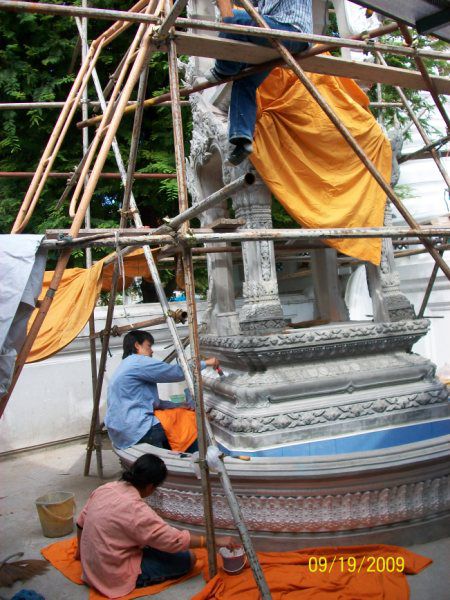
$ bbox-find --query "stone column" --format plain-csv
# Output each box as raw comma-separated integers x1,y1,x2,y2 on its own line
310,248,349,321
367,202,416,322
232,172,286,334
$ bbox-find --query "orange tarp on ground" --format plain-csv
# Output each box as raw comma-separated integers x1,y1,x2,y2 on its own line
26,249,155,363
42,537,207,600
43,538,430,600
194,544,431,600
252,67,392,265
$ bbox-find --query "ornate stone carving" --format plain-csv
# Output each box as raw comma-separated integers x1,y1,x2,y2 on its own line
200,320,429,367
207,386,448,433
367,202,416,321
150,475,449,532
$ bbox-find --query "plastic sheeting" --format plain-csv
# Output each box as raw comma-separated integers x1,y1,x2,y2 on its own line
251,67,392,265
0,235,46,394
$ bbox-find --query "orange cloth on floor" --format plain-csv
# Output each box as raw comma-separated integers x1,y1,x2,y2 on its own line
193,544,431,600
26,248,156,363
155,407,198,452
252,67,392,265
42,537,206,600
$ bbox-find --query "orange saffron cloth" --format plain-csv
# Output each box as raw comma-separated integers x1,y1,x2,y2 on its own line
194,544,431,600
155,407,197,452
26,249,155,363
42,537,207,600
251,67,392,265
42,538,430,600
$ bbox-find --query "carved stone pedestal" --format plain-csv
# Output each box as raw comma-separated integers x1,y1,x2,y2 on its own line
200,320,449,451
129,0,450,547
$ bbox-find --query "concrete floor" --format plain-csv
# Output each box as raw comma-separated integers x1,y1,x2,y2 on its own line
1,440,449,600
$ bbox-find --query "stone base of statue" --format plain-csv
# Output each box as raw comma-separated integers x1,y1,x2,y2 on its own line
199,320,449,452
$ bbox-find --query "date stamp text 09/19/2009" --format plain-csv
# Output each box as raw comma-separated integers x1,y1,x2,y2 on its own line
308,555,405,574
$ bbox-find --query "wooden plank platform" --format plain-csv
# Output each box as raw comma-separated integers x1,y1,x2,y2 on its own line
163,33,450,95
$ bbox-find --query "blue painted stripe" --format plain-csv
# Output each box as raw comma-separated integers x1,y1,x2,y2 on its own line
220,418,450,458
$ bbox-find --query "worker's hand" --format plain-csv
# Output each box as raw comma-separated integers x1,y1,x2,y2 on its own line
205,357,220,369
215,535,240,550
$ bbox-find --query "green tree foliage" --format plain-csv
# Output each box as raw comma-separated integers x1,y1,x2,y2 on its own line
1,3,447,269
0,1,190,276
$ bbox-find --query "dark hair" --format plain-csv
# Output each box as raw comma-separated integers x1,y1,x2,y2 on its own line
122,330,155,359
121,454,167,490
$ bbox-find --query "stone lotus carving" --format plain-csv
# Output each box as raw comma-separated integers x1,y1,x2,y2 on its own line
150,475,449,532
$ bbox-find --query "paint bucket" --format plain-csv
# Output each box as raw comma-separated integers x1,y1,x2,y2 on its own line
219,546,247,575
35,491,75,538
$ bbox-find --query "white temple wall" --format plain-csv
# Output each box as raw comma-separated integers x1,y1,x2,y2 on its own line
0,303,196,454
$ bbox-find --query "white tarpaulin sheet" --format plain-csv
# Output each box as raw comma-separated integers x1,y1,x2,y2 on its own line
0,235,46,395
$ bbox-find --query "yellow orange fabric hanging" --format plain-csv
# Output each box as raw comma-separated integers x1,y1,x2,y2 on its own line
26,249,156,363
251,67,392,265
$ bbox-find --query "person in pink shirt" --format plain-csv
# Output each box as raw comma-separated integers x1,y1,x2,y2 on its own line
76,454,233,598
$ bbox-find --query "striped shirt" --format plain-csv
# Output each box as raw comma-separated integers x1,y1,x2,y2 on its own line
252,0,313,33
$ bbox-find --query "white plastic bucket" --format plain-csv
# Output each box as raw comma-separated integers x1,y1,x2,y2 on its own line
219,546,247,575
35,491,75,538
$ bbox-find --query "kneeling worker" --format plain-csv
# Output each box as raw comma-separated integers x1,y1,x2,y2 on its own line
105,330,220,451
76,454,234,598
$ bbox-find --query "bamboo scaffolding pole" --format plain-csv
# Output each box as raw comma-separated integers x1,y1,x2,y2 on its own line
40,226,450,250
97,241,450,263
238,0,450,283
0,0,160,418
80,4,103,477
68,16,151,219
398,23,450,132
78,22,402,129
370,102,403,109
418,250,445,318
156,174,255,234
166,22,218,579
84,262,120,476
395,243,450,259
156,0,189,39
374,51,450,190
0,0,160,26
70,2,166,230
0,172,177,179
166,17,271,595
91,309,187,340
11,39,105,233
4,2,447,63
83,1,161,476
121,64,150,223
398,135,450,164
0,100,188,110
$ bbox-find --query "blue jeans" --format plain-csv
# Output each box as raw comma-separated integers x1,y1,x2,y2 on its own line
136,546,192,586
137,422,199,454
214,10,309,143
137,423,170,449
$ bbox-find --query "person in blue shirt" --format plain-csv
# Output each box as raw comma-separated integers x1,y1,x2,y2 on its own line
105,330,220,451
205,0,312,165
